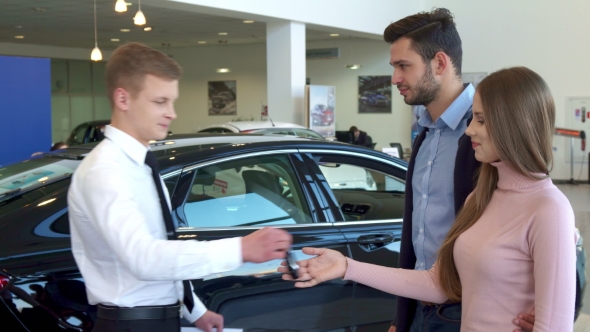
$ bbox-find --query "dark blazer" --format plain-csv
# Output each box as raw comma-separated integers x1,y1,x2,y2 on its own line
354,131,368,146
394,124,481,331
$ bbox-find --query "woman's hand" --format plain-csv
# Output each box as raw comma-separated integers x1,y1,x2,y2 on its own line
278,247,348,288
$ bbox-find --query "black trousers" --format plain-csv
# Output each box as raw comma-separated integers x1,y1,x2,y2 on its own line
92,316,181,332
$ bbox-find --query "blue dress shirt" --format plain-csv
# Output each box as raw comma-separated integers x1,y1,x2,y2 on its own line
412,84,475,270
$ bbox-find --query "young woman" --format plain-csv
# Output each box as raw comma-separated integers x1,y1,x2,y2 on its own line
280,67,577,331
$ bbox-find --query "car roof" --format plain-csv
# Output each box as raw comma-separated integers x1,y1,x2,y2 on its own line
2,133,407,204
198,121,306,132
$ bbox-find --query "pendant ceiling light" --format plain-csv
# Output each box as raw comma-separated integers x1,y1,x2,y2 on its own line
345,35,361,70
115,0,127,12
134,0,147,25
216,40,231,73
91,0,102,61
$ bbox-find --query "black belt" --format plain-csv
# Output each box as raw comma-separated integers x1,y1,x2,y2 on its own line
97,303,180,320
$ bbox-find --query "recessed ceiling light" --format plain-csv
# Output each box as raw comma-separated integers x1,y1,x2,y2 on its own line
14,35,24,39
197,41,206,44
216,68,231,73
218,32,228,35
243,20,254,23
143,27,152,31
120,28,130,32
330,33,339,37
111,38,120,42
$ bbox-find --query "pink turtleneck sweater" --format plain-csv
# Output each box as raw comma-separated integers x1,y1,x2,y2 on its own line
344,162,577,331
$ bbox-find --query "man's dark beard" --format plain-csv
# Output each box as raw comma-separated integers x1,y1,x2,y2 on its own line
403,66,441,106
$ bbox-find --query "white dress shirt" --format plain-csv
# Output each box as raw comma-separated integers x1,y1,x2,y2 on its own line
68,125,242,323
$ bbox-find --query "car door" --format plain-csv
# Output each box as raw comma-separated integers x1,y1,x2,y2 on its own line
168,149,354,331
299,149,406,330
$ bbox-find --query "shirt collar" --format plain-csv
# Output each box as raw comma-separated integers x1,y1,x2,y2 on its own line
104,125,149,166
418,83,475,131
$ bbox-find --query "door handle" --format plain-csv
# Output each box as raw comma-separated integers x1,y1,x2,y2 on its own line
357,234,394,244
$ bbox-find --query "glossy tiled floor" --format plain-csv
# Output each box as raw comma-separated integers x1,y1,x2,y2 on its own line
557,183,590,331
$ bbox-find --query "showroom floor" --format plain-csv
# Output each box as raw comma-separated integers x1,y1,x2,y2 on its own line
557,183,590,331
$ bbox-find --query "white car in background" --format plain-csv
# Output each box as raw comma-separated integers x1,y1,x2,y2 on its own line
197,121,374,190
197,121,329,140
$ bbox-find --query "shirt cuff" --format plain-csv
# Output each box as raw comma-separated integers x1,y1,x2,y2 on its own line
206,237,242,272
183,294,207,323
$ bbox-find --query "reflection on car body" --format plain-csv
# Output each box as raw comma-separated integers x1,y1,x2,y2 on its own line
0,134,585,331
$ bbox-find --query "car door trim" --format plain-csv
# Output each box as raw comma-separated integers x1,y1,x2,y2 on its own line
176,223,336,232
298,149,407,170
182,149,299,172
162,169,182,179
332,218,403,226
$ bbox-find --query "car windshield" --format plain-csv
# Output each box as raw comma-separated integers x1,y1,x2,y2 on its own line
0,157,79,199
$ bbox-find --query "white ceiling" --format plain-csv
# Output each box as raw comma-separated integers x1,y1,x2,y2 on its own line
0,0,366,50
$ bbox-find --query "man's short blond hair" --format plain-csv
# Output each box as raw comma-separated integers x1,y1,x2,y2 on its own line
105,42,182,107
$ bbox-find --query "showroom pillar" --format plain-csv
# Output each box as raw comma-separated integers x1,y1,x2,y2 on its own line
266,21,306,125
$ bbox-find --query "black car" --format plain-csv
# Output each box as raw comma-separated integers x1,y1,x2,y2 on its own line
65,120,110,147
0,134,585,332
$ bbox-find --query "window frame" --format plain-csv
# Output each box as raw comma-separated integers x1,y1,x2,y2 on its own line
169,150,323,229
299,149,407,223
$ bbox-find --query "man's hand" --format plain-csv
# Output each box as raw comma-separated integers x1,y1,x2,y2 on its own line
278,247,347,287
388,326,396,332
194,310,223,332
242,227,292,263
512,308,535,332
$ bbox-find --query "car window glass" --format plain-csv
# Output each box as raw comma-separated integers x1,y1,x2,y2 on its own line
317,160,405,222
164,173,180,195
267,129,295,136
182,154,312,227
295,129,323,139
71,125,88,145
199,128,230,133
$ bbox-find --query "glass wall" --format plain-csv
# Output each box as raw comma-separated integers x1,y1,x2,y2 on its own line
51,60,110,143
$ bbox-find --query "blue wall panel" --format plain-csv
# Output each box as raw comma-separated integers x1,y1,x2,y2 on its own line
0,56,51,167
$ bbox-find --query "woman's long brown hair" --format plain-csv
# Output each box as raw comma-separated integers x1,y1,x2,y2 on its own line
436,67,555,301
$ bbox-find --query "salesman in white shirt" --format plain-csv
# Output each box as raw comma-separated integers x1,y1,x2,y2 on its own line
68,42,292,332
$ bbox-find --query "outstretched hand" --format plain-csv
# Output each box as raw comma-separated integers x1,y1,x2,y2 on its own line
278,247,347,288
242,227,292,263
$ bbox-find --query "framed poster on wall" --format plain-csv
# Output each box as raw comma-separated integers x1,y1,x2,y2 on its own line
208,81,237,115
358,76,391,113
305,85,335,137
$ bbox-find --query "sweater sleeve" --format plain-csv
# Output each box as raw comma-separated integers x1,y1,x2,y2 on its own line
343,258,449,304
528,194,576,331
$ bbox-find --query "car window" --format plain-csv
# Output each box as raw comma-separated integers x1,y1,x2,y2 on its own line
182,154,312,227
315,156,405,222
264,129,296,136
70,125,88,145
199,127,232,133
294,129,324,139
88,125,106,143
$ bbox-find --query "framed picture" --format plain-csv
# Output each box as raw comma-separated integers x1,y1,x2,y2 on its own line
306,85,335,137
358,76,392,113
208,81,237,115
